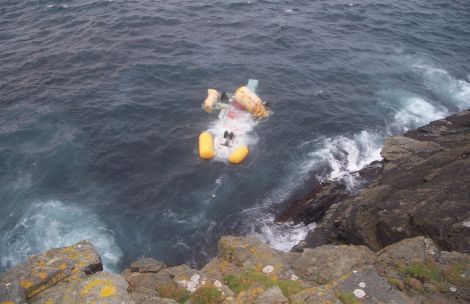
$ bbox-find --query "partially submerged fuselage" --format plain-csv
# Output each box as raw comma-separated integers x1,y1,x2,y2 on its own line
199,80,271,164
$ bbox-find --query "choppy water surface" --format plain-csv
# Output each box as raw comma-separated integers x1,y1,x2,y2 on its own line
1,0,469,272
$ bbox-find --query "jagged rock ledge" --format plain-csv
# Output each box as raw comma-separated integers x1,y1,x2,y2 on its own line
281,109,470,254
1,235,470,303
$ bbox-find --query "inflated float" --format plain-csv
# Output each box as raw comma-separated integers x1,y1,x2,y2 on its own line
198,80,271,164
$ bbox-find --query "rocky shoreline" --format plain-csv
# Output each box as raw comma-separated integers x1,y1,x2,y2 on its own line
1,110,469,304
285,109,470,254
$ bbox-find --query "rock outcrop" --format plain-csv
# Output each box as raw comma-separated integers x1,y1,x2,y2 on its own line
0,240,134,304
2,236,469,303
288,110,470,254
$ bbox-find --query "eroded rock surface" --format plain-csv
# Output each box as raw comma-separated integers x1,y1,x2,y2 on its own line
295,110,470,254
1,236,469,303
0,240,102,304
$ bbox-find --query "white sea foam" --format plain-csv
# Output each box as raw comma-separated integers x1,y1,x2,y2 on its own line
251,214,315,252
309,131,383,184
414,64,470,110
389,95,449,133
0,200,122,272
308,92,451,188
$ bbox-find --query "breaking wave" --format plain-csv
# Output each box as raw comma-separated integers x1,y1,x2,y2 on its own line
0,201,122,272
255,64,469,250
251,215,316,252
414,64,470,111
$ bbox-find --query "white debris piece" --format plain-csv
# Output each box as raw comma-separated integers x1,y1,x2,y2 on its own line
213,280,222,289
449,287,457,292
263,265,274,274
359,282,366,288
353,289,366,298
290,274,298,281
177,274,202,293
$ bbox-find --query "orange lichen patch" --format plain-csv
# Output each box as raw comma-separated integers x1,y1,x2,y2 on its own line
81,278,114,296
2,301,16,304
36,260,47,267
35,271,49,280
236,287,264,302
59,263,68,271
20,280,34,289
250,248,257,254
99,285,117,298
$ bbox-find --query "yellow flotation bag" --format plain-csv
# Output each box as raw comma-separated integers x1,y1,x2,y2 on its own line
202,89,220,113
234,86,270,118
199,131,215,160
228,145,249,164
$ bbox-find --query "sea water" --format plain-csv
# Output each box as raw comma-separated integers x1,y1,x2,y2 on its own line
1,0,469,272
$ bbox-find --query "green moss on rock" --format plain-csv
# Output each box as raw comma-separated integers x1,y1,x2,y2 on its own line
223,269,303,298
337,292,362,304
191,285,224,304
399,262,440,283
156,282,190,303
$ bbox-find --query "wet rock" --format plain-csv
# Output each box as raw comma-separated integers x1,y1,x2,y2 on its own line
0,240,102,303
291,244,375,284
277,161,383,225
276,181,349,225
301,110,470,254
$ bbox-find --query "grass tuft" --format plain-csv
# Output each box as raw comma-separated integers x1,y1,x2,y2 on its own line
191,285,224,304
224,269,303,297
276,279,304,297
337,292,362,304
156,282,190,303
399,262,440,283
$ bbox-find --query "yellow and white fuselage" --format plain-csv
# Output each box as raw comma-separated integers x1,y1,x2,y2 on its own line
199,81,270,164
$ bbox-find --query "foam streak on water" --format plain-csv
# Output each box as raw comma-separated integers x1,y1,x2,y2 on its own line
0,201,122,272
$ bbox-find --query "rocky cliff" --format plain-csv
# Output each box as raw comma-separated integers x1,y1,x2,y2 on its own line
1,110,470,304
1,236,469,304
283,109,470,254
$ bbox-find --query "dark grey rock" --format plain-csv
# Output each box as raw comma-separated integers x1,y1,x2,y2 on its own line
298,110,470,254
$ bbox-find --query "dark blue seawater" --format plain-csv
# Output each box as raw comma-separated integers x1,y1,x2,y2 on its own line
1,0,469,272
